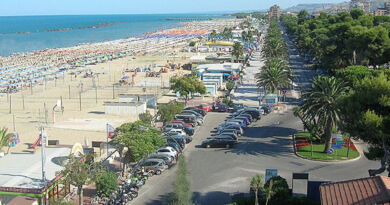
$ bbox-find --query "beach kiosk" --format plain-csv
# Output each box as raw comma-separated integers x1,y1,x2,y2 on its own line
0,147,72,205
260,94,279,104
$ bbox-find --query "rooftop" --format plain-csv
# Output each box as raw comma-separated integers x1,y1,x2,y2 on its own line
0,147,71,189
320,175,390,205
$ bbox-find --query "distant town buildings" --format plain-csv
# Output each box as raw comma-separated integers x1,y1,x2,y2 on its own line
374,1,390,16
350,0,371,14
269,5,281,20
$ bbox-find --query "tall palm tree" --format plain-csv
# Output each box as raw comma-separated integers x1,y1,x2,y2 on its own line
232,42,243,63
300,76,347,153
250,174,264,205
256,58,291,93
0,128,12,153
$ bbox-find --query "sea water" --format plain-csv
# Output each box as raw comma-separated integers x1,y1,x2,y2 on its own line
0,13,227,56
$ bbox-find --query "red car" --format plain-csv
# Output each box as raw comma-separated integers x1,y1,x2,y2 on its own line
171,120,194,128
198,103,212,112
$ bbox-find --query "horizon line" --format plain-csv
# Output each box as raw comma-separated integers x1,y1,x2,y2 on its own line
0,10,268,18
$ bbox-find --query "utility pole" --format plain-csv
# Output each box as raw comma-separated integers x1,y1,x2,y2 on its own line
79,90,82,111
112,84,115,99
12,114,15,131
95,86,98,104
22,92,25,110
68,85,71,99
40,126,46,182
9,95,11,114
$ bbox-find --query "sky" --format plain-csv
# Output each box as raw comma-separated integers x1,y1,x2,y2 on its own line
1,0,346,16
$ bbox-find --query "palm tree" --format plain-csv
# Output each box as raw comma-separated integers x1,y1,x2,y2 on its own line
250,174,264,205
232,42,243,63
300,76,347,153
0,128,12,154
256,58,291,93
210,30,217,42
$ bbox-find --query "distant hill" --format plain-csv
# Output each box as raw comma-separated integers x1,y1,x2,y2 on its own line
284,1,389,13
284,3,335,13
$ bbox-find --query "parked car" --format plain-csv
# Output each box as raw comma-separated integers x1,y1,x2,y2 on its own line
147,154,174,167
184,107,207,116
232,103,246,112
218,125,244,136
241,110,261,121
174,115,198,126
164,135,185,149
233,116,250,125
213,103,229,112
198,103,212,112
201,138,236,148
217,122,241,132
164,123,194,136
181,110,203,118
219,130,239,140
227,119,246,128
239,114,253,122
156,146,178,159
138,158,168,175
171,120,195,128
165,130,193,143
167,142,183,153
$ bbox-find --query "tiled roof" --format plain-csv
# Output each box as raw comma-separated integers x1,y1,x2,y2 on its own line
320,176,390,205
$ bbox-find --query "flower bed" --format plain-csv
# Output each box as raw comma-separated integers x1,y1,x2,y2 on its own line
294,132,360,161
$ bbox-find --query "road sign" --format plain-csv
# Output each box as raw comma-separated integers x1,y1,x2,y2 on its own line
265,169,278,182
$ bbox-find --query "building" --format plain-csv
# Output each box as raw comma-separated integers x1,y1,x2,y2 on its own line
350,0,371,14
375,8,388,16
195,63,242,78
197,41,234,53
268,5,281,20
375,2,390,16
119,94,157,108
104,102,146,116
0,147,73,205
320,175,390,205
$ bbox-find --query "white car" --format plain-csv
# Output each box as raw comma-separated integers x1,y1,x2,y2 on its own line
156,146,178,159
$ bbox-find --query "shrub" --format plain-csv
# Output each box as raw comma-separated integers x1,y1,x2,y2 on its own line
96,171,118,197
139,110,153,125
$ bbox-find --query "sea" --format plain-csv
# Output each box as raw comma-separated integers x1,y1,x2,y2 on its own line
0,13,229,57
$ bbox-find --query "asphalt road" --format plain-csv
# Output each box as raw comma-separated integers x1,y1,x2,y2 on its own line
131,31,380,205
132,110,379,205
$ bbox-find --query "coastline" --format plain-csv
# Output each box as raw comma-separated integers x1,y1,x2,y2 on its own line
0,17,241,153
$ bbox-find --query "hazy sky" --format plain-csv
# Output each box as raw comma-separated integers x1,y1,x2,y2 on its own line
1,0,346,16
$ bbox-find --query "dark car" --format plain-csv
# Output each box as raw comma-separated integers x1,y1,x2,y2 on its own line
174,115,197,126
239,114,253,122
213,103,229,112
184,107,207,116
232,117,250,125
217,132,238,141
201,138,236,148
232,103,246,112
164,135,186,149
242,110,261,120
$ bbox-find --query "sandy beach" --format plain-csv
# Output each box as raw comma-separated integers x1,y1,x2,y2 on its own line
0,18,241,153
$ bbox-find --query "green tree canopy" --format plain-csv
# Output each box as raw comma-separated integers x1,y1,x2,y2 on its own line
340,73,390,176
170,75,206,104
157,101,184,125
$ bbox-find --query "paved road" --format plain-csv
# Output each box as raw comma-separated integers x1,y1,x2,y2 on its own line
131,32,380,205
